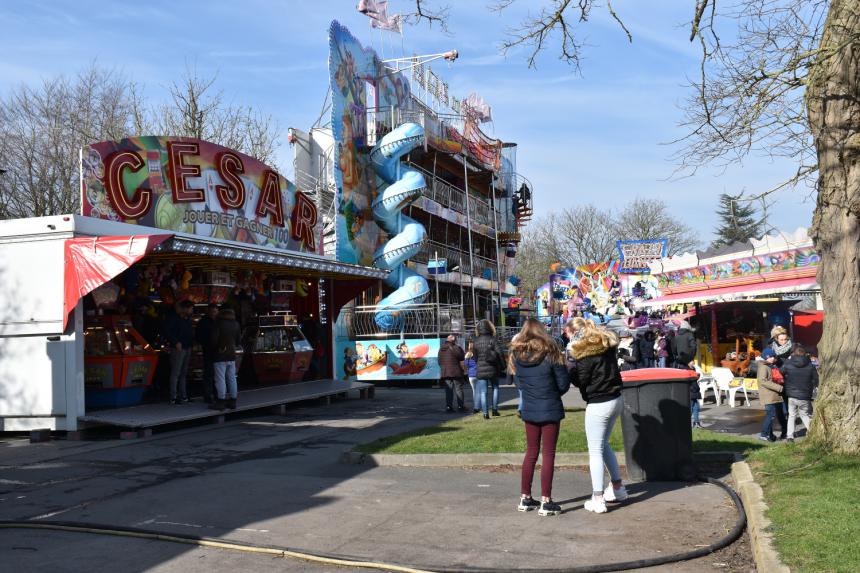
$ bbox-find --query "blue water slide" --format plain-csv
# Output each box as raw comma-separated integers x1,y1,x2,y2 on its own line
370,123,430,331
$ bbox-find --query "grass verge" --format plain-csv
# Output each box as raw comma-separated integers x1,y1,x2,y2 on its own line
747,444,860,573
356,406,765,454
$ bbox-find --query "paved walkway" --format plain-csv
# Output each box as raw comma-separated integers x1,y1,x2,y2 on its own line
0,386,749,572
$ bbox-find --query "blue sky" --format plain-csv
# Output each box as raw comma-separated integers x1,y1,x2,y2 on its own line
0,0,815,245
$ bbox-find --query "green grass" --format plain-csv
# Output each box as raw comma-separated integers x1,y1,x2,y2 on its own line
747,444,860,573
356,406,766,455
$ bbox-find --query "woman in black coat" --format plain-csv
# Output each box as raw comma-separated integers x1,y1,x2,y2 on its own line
510,318,570,517
568,321,627,514
473,319,505,418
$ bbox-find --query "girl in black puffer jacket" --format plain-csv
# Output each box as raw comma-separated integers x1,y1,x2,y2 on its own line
568,321,627,514
510,318,570,517
473,319,505,418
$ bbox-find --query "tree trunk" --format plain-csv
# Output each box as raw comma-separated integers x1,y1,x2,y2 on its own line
806,0,860,454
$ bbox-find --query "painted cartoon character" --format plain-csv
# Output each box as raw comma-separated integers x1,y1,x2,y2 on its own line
396,342,410,367
354,342,366,370
343,347,357,379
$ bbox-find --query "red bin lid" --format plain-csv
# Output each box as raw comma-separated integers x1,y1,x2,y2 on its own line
621,368,699,384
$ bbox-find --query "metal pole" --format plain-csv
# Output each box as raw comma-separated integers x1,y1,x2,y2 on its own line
434,250,441,340
462,156,478,325
490,177,504,328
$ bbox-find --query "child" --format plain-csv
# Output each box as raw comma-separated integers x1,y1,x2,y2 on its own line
464,341,479,413
756,348,787,441
779,344,818,442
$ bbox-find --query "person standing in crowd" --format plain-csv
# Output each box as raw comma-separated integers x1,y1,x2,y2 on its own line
196,303,219,404
637,330,656,368
464,340,479,413
770,326,793,366
780,344,818,443
568,320,627,514
210,305,242,410
756,348,788,441
616,330,638,372
438,334,466,413
164,300,195,404
689,366,703,428
474,319,505,418
300,313,325,380
510,318,570,516
671,321,697,369
655,331,669,368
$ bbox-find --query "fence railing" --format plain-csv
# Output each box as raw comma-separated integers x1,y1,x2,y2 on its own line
339,303,465,339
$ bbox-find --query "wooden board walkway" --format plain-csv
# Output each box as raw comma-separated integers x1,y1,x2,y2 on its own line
78,379,373,431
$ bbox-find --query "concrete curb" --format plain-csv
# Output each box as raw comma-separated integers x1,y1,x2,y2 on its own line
731,457,791,573
340,450,741,467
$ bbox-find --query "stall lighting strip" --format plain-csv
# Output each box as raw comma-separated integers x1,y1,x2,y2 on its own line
153,238,388,279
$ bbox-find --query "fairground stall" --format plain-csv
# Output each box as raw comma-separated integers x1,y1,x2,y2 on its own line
645,228,823,377
0,136,383,432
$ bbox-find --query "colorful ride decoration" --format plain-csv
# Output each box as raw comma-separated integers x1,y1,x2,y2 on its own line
370,123,430,330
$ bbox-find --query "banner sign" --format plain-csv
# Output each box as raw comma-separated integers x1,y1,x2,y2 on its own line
616,239,668,273
81,136,320,254
336,338,441,380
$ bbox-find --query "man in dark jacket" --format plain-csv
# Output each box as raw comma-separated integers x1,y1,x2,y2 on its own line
210,306,242,411
780,344,818,442
474,320,505,417
438,335,466,412
196,304,219,403
671,321,697,368
637,331,656,368
164,300,195,404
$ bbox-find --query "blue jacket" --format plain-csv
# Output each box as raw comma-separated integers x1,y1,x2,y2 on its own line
464,356,477,378
514,357,571,423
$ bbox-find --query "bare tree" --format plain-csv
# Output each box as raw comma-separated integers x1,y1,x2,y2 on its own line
153,66,280,166
0,66,143,218
0,65,281,220
614,198,700,256
555,204,618,264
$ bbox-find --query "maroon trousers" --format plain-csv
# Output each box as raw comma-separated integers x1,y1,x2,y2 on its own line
521,420,561,498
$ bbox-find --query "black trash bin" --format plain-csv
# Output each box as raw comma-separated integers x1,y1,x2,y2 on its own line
619,368,699,482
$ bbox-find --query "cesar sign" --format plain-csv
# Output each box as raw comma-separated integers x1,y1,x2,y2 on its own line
616,239,668,273
81,136,319,254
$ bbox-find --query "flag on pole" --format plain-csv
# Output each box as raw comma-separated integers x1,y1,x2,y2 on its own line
357,0,402,33
428,258,448,275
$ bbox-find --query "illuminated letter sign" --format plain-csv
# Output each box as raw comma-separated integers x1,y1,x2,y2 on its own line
291,190,318,250
256,170,285,227
167,141,204,202
215,151,246,209
104,151,150,219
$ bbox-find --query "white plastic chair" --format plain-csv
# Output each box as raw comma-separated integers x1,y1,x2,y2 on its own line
711,367,750,407
694,365,718,407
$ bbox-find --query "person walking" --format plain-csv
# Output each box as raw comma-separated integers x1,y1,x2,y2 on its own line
756,348,788,441
438,335,466,412
164,300,195,404
510,318,570,516
671,321,697,369
210,306,242,410
474,319,505,418
780,344,818,442
568,320,628,514
464,341,479,413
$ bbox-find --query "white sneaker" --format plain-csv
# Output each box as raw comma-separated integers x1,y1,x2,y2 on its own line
604,484,628,502
584,498,607,514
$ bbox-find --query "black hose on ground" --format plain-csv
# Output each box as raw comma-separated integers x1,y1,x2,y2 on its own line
0,477,746,573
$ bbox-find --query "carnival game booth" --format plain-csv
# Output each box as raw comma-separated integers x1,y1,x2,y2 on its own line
646,228,822,381
0,136,383,433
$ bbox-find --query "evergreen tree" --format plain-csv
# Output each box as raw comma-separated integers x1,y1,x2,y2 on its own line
711,193,764,248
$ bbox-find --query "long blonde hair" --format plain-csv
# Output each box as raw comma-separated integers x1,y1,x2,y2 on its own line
569,320,618,359
508,318,563,373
